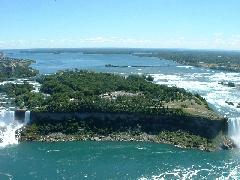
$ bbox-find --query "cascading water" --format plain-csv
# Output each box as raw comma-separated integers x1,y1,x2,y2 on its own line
0,110,30,148
24,110,31,124
228,117,240,147
0,110,20,147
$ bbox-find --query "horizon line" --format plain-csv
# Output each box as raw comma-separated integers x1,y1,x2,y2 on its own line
1,47,240,52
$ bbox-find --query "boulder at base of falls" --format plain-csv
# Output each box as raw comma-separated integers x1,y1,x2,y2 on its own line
220,137,236,150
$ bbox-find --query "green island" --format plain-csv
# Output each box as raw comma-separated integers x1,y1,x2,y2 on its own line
0,65,233,151
0,55,38,81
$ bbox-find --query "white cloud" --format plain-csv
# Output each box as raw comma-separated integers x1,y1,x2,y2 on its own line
1,34,240,50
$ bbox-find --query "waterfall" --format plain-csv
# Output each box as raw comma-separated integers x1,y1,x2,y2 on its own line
228,117,240,147
0,110,31,148
24,110,31,124
0,110,22,147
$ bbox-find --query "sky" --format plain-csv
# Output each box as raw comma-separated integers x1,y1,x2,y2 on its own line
0,0,240,50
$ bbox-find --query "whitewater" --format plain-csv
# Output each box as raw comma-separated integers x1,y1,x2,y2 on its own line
152,69,240,146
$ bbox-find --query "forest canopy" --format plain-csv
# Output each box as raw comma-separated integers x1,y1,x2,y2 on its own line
0,70,208,116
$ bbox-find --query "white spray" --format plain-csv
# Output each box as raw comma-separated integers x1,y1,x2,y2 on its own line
228,117,240,147
0,110,30,148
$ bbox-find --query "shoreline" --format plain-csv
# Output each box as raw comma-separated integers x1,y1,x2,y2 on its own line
19,127,235,152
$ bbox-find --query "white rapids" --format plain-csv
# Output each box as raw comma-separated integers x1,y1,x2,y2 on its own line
152,71,240,147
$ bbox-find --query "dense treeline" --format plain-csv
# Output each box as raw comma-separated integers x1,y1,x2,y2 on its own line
136,50,240,72
0,83,44,109
0,70,209,115
39,70,192,101
36,70,195,114
0,83,33,97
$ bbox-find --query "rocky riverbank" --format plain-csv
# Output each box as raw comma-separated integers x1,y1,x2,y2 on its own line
19,126,235,152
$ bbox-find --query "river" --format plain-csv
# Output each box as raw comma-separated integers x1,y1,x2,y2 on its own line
0,49,240,179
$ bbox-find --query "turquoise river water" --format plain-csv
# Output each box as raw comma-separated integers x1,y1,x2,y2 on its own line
1,141,240,179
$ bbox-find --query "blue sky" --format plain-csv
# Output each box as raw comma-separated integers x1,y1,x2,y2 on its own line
0,0,240,49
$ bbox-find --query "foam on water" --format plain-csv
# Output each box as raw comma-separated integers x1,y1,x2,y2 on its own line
139,162,240,180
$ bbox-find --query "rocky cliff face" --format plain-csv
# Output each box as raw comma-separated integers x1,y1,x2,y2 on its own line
30,112,227,139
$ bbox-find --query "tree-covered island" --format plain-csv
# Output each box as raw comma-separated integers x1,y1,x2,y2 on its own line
0,69,233,151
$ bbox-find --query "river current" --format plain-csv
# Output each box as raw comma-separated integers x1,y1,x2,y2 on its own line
0,49,240,179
